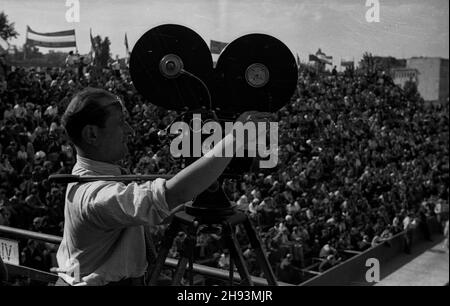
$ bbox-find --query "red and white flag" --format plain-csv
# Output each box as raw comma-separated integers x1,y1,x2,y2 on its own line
26,26,76,48
315,48,333,65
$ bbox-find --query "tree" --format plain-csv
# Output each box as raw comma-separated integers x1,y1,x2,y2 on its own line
23,44,42,59
359,52,374,74
93,35,111,68
0,12,19,41
8,50,67,68
372,56,406,72
403,80,422,103
359,52,406,75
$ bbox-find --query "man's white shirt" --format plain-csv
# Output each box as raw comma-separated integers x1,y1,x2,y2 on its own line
56,155,170,285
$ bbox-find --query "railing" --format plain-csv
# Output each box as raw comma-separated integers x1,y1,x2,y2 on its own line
2,218,440,286
0,225,62,244
0,225,291,286
300,217,442,286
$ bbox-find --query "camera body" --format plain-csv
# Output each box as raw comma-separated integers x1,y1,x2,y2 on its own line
129,24,297,178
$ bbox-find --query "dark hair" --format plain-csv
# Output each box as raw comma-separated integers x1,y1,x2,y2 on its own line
61,87,119,145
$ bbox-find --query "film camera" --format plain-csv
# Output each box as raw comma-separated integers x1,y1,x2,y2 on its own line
129,24,298,182
129,24,298,285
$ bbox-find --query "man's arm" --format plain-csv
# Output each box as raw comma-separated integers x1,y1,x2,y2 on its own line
165,137,233,209
165,111,271,210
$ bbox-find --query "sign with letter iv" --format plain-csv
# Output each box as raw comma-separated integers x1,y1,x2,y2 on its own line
0,238,20,265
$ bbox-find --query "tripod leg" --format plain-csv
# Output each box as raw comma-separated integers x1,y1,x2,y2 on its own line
171,257,189,286
229,259,234,286
222,223,254,286
149,219,181,286
187,235,195,286
243,217,278,285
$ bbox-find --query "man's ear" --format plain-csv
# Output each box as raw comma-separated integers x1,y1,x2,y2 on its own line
81,125,99,146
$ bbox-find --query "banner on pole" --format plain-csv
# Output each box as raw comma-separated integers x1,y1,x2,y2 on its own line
26,26,76,48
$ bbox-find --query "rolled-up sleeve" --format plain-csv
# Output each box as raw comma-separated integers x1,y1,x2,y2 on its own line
81,178,171,229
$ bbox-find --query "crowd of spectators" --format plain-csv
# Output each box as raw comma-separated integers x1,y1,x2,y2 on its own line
0,57,448,285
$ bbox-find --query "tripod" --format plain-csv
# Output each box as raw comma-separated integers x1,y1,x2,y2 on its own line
149,181,278,286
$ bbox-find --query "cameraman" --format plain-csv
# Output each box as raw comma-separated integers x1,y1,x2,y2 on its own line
54,87,270,286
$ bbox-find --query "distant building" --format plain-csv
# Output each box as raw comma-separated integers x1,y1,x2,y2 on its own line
406,57,449,105
373,56,407,71
391,67,419,88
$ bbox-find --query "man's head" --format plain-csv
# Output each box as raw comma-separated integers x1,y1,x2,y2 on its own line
61,87,133,163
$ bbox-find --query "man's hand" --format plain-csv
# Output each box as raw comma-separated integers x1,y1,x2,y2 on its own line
165,110,275,210
236,111,273,125
234,111,274,151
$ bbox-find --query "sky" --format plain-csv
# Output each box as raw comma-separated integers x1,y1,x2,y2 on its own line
1,0,449,67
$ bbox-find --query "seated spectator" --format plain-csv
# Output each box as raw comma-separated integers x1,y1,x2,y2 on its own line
318,254,341,272
319,243,337,258
358,235,371,251
278,253,298,283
